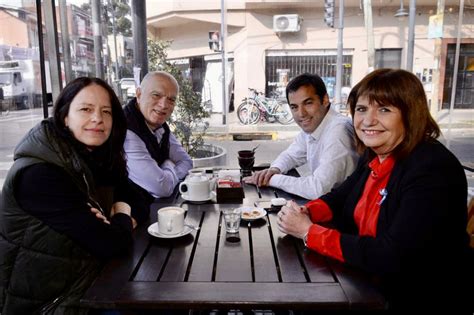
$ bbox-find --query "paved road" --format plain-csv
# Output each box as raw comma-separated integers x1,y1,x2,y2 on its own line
0,109,473,189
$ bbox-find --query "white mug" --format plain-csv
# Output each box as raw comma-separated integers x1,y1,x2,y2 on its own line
179,175,212,201
157,206,185,235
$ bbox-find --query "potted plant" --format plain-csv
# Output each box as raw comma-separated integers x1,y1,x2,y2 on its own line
147,39,226,167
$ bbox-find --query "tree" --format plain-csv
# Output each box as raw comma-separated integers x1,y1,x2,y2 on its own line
147,39,210,157
107,0,132,36
82,0,132,36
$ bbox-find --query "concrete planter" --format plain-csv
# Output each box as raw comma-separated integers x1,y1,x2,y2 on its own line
192,143,227,168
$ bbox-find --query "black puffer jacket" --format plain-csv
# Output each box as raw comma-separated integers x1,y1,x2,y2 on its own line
0,119,120,314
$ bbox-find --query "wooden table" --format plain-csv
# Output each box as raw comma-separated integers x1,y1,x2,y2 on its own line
82,182,387,312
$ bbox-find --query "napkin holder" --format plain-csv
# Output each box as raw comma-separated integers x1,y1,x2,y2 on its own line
216,179,244,203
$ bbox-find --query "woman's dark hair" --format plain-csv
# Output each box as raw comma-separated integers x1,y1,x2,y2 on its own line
53,77,127,177
347,68,440,159
285,73,328,104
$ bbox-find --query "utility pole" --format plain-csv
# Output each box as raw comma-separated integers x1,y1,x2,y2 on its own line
447,0,465,149
92,0,104,78
131,0,148,81
59,0,72,83
109,0,120,81
406,0,416,71
220,0,227,125
430,0,445,117
334,0,344,107
363,0,375,72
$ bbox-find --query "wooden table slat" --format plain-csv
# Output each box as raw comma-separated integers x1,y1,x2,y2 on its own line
187,209,220,281
259,187,277,200
215,214,253,282
267,214,307,283
295,240,336,283
248,217,279,282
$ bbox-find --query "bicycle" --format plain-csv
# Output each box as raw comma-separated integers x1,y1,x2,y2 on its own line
237,88,294,125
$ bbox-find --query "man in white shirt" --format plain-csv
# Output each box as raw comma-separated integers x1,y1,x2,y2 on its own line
244,73,358,200
123,71,193,199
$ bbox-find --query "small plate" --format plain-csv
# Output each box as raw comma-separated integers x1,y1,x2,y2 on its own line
147,222,193,239
181,191,216,204
238,206,267,221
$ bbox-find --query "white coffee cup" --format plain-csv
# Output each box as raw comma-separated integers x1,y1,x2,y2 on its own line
179,175,212,201
157,206,185,235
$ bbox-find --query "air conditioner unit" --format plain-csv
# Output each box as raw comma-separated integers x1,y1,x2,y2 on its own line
273,14,301,32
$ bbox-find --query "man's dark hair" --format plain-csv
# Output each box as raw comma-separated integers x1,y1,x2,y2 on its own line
285,73,328,104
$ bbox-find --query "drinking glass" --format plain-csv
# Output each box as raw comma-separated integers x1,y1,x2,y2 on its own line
222,208,241,242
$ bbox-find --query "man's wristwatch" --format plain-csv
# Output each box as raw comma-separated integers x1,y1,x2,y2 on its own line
303,232,309,247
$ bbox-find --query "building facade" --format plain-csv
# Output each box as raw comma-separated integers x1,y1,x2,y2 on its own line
146,0,474,116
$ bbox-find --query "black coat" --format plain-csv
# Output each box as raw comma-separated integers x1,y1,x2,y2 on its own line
320,140,473,312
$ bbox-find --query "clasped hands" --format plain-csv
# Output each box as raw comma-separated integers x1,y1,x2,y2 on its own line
277,200,313,240
90,201,137,229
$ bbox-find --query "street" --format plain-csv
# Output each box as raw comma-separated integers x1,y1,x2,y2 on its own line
0,108,473,190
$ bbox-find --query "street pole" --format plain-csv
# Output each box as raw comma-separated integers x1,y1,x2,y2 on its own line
220,0,227,125
131,0,148,81
59,0,72,83
91,0,104,79
430,0,445,117
110,0,120,81
363,0,375,72
447,0,465,149
406,0,416,72
335,0,344,107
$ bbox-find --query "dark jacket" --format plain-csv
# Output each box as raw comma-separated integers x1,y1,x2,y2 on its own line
321,140,473,311
123,98,171,203
0,119,132,314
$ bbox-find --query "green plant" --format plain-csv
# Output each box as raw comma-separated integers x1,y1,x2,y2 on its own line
147,39,210,157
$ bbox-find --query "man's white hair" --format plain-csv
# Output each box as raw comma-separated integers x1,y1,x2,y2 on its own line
140,71,179,94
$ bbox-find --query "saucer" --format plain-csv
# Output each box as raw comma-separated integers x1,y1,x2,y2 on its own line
181,191,216,204
147,222,193,239
238,206,267,221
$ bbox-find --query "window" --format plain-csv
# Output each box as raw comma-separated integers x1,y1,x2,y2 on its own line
265,50,353,99
443,44,474,109
375,48,402,69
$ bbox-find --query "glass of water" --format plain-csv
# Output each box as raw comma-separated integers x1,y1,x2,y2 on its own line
222,208,241,234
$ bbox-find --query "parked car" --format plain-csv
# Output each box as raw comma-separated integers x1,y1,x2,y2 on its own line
120,78,136,101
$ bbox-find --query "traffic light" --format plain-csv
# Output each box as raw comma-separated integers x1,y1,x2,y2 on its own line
208,31,220,52
324,0,335,28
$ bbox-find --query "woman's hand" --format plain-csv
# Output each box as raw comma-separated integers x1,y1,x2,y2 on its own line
90,207,110,225
110,201,132,217
110,202,138,229
277,200,313,239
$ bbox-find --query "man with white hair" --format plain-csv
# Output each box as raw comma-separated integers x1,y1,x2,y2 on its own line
123,71,192,199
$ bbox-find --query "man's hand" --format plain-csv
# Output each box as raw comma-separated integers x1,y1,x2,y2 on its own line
243,167,281,186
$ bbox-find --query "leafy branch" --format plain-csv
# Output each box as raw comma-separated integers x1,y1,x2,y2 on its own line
147,39,210,157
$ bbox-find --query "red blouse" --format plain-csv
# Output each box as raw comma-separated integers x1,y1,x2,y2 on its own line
305,156,396,262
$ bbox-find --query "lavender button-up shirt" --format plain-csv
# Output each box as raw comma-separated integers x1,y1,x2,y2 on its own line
124,128,193,198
